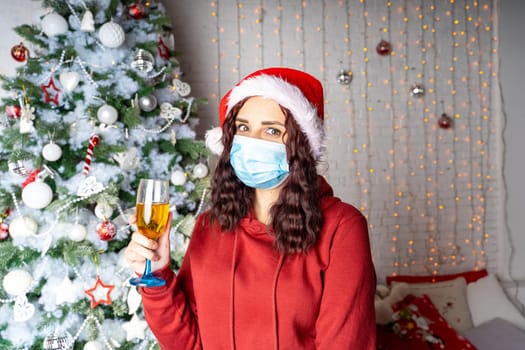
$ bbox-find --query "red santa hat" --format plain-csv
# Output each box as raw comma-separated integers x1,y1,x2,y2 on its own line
205,67,325,159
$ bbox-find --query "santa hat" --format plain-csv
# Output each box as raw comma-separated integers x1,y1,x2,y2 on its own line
205,67,325,159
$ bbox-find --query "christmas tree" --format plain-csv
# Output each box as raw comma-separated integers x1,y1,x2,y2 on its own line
0,1,209,349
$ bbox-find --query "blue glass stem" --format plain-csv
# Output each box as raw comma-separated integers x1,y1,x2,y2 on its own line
144,259,152,276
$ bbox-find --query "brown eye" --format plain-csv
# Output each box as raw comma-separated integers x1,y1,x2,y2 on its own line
236,124,249,132
266,127,282,136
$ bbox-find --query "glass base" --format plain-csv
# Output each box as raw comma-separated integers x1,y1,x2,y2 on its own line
129,258,165,287
129,275,165,287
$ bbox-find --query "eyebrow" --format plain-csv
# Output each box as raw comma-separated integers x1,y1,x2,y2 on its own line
235,117,285,126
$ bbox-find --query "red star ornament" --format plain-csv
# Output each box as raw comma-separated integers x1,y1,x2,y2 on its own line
84,275,115,308
157,36,170,60
41,76,61,106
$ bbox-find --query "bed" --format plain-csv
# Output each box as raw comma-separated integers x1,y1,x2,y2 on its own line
375,270,525,349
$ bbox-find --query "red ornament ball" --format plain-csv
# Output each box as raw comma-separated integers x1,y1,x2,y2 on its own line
438,113,454,129
5,105,21,118
376,40,392,56
129,3,146,19
11,42,29,62
96,220,117,241
0,222,9,241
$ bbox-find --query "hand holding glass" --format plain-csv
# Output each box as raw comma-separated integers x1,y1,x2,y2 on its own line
129,179,170,287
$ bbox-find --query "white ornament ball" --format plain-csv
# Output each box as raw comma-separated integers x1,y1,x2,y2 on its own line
170,170,187,186
98,21,125,48
42,143,62,162
41,12,69,37
138,95,158,112
84,340,104,350
97,104,118,125
69,223,88,241
22,180,53,209
193,163,209,179
2,269,33,296
8,216,38,239
94,202,114,220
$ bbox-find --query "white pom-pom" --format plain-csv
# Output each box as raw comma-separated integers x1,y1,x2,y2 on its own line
205,127,224,155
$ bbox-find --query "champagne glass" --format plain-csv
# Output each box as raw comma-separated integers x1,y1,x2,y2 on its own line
129,179,170,287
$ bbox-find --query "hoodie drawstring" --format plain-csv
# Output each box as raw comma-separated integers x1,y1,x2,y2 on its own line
230,231,239,350
272,255,285,350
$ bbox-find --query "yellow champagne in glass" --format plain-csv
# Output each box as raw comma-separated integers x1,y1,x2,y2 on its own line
136,202,170,240
129,179,170,287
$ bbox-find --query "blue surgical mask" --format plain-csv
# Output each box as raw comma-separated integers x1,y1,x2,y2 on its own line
229,135,289,189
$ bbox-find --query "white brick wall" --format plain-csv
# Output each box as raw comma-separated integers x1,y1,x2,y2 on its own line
0,0,502,283
164,0,500,283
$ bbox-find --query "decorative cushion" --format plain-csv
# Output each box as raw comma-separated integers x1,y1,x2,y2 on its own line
391,277,473,332
386,269,488,286
377,294,476,350
467,274,525,330
462,317,525,350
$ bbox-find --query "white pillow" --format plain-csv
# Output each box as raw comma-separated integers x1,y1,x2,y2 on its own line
467,274,525,330
391,277,473,332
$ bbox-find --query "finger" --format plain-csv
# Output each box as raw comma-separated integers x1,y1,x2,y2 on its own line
131,232,158,250
128,242,159,261
128,214,137,224
157,213,172,248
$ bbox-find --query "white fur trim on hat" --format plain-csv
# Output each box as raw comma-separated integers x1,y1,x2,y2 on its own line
205,127,224,155
226,75,325,159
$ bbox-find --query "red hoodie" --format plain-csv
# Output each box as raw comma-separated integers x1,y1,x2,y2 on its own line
140,177,376,349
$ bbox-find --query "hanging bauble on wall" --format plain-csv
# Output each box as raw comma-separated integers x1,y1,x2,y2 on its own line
68,223,88,242
192,163,209,179
2,269,33,296
336,69,353,85
97,104,118,124
98,20,125,48
438,113,454,129
42,142,62,162
59,71,80,92
43,331,74,350
131,49,155,73
376,39,392,56
410,84,425,98
96,220,117,241
11,42,29,63
41,12,69,37
138,95,157,112
22,179,53,209
8,216,38,239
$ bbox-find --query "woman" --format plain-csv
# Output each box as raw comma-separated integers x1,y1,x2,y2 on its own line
125,67,376,349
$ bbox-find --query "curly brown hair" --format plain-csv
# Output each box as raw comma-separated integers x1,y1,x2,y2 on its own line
209,99,323,254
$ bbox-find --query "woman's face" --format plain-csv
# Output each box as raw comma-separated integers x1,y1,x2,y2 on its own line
234,96,287,144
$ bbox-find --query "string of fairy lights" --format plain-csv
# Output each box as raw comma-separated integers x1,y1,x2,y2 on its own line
204,0,498,279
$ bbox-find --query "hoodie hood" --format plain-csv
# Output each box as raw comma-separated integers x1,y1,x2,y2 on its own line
317,175,342,212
